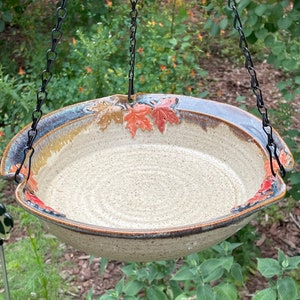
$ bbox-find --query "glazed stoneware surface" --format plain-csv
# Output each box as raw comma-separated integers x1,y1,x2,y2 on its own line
1,94,294,261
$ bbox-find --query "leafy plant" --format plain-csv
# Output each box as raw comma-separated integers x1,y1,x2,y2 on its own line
93,241,245,300
0,0,12,32
0,179,69,299
203,0,300,102
0,67,35,154
254,249,300,300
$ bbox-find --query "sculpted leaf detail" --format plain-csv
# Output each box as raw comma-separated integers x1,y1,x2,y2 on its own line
124,103,152,137
90,100,123,130
151,97,180,133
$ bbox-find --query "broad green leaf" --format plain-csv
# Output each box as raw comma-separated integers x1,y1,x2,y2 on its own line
230,263,244,284
282,59,298,71
115,277,124,295
255,28,268,40
255,5,268,16
123,279,143,296
272,43,285,55
3,11,12,22
197,285,214,300
168,281,182,299
121,264,137,277
210,22,219,36
277,277,299,300
220,18,228,30
146,286,167,300
257,258,281,278
175,293,191,300
271,3,284,20
253,288,277,300
264,34,275,48
247,14,258,27
214,283,238,300
186,253,200,266
203,267,224,283
238,0,251,10
277,17,293,30
294,76,300,84
220,256,234,272
200,259,225,282
172,267,195,281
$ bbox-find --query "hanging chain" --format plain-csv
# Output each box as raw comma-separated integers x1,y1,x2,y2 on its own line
14,0,68,183
128,0,139,102
228,0,286,178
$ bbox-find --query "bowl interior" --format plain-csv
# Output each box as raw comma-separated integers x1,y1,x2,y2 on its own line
30,110,266,231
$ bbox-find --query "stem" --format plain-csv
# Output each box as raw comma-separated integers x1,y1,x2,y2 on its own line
27,227,49,300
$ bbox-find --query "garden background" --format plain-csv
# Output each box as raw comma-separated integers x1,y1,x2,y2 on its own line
0,0,299,299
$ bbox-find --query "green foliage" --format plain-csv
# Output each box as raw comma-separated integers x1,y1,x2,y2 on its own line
60,0,206,101
0,68,35,154
203,0,300,102
96,241,244,300
94,244,300,300
0,0,13,32
0,180,69,299
254,250,300,300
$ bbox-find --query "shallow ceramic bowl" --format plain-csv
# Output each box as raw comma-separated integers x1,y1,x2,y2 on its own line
1,94,294,261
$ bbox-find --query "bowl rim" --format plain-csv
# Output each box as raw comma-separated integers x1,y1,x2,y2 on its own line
7,96,288,239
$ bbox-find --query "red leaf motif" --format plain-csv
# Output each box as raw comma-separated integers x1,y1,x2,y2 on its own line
151,97,179,133
124,103,152,137
25,191,64,216
245,178,273,205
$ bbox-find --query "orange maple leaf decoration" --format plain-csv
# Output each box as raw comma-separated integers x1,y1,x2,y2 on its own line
90,101,123,130
151,97,180,133
124,103,152,137
9,164,38,192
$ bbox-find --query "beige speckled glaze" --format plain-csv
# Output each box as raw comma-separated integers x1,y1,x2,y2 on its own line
36,121,263,228
2,94,293,261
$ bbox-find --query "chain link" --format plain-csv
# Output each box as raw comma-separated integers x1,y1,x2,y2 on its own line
228,0,286,178
128,0,139,102
15,0,68,183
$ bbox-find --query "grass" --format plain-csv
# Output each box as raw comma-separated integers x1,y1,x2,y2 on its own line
0,180,70,300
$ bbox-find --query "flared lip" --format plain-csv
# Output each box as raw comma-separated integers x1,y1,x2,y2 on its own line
1,94,294,239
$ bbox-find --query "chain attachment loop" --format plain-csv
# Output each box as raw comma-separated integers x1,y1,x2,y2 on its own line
14,0,68,183
228,0,286,178
128,0,139,102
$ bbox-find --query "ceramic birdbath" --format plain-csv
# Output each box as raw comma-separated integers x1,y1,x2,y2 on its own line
0,93,293,261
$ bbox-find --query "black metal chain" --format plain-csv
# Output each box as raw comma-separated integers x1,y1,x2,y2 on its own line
128,0,139,102
228,0,286,178
14,0,68,183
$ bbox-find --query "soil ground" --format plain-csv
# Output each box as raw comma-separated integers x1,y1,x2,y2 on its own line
2,57,300,299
